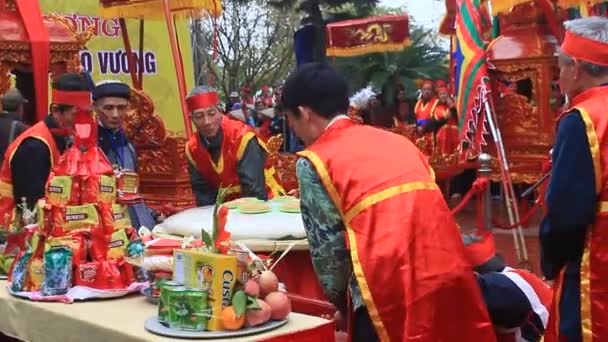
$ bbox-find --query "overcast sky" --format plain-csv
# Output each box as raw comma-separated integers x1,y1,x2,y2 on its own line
380,0,447,29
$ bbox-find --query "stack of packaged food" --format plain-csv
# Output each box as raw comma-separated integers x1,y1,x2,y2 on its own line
9,141,144,296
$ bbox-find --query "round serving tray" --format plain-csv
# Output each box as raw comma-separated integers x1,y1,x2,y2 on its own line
140,286,159,305
144,316,288,339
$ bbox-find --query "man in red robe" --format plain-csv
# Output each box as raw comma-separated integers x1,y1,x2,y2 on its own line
0,73,90,230
414,80,438,126
541,17,608,341
431,86,459,154
185,86,284,206
283,63,494,341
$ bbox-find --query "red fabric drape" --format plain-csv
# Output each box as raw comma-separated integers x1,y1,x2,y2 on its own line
15,0,50,121
260,321,336,342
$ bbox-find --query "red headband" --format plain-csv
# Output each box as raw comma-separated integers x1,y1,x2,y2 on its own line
437,86,448,93
52,90,91,110
187,92,220,112
422,80,434,87
562,31,608,67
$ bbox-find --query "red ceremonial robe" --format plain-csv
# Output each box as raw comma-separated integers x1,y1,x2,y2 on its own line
545,86,608,342
185,116,284,202
0,121,59,230
414,97,439,121
298,119,495,342
432,103,459,155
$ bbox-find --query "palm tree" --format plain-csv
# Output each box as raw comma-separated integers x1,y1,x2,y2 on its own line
335,25,449,106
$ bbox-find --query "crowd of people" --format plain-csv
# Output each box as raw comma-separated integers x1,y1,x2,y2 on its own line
0,15,607,342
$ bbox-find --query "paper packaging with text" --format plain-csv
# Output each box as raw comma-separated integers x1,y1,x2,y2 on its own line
173,249,240,331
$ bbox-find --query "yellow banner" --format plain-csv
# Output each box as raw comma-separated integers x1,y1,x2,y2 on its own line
40,1,194,135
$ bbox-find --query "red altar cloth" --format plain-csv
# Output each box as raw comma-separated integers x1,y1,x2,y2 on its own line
261,320,336,342
273,251,326,300
272,250,337,318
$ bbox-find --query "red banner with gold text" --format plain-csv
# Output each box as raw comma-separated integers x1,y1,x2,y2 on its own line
326,15,410,57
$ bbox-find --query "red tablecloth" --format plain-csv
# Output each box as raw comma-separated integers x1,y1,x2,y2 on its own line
261,321,336,342
272,251,326,300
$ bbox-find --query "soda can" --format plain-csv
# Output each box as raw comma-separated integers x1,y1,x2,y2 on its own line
179,289,210,331
158,281,183,325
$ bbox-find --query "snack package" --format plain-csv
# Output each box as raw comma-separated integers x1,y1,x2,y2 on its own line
101,260,125,289
45,234,86,265
74,261,103,288
42,247,73,296
107,229,129,259
10,251,32,292
112,204,131,230
88,226,110,261
27,257,44,291
52,204,100,235
81,175,116,204
173,249,240,331
120,261,136,286
74,260,128,290
46,175,80,206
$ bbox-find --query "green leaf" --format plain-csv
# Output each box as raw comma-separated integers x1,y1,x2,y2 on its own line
246,295,261,310
232,290,248,318
200,229,213,250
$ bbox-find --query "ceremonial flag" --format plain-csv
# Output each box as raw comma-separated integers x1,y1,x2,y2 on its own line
453,0,491,159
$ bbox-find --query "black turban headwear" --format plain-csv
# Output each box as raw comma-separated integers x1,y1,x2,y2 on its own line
93,81,130,101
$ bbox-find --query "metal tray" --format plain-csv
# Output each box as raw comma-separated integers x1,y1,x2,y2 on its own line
144,316,288,339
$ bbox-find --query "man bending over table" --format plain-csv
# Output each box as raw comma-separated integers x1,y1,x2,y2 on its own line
185,86,284,206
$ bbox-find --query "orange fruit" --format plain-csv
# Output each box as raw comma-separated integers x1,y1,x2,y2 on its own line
221,306,245,331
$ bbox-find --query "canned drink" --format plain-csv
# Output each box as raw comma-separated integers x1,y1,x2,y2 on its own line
179,289,209,331
158,281,183,325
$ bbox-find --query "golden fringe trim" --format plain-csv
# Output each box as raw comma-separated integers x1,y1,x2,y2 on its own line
491,0,531,16
98,0,221,19
326,39,411,57
557,0,604,8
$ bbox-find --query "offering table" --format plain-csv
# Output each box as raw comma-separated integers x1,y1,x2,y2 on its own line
0,281,334,342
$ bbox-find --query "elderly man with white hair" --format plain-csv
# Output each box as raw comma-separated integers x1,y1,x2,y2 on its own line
94,80,158,229
540,16,608,341
185,85,284,207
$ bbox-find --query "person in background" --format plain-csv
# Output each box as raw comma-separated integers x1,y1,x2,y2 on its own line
283,63,494,342
392,87,412,128
94,80,158,229
260,85,274,108
463,233,552,342
540,16,608,341
240,87,255,126
185,85,284,206
227,91,241,111
425,85,459,155
0,89,29,164
414,80,439,128
0,73,89,228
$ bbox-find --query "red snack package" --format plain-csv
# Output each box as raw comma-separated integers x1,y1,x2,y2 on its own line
81,175,117,205
88,226,110,262
119,259,136,285
98,203,115,235
101,260,126,289
46,174,82,206
51,204,100,236
74,261,106,289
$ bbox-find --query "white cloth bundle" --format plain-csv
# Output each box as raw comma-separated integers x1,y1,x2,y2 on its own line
153,204,306,241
